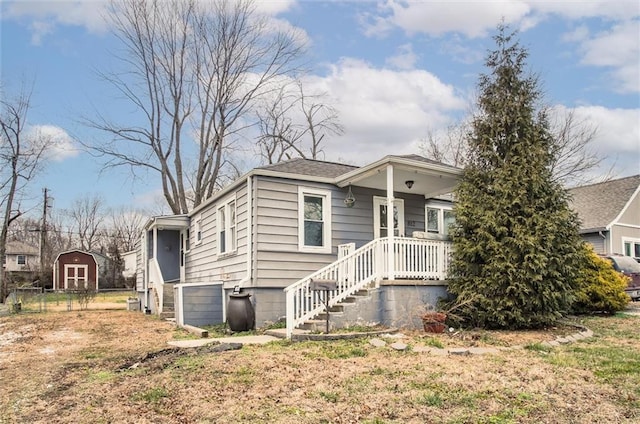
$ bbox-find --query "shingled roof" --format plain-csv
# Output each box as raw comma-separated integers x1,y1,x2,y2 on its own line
568,175,640,231
5,241,39,255
256,158,359,178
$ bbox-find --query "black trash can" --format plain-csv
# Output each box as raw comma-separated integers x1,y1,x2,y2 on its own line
227,292,255,332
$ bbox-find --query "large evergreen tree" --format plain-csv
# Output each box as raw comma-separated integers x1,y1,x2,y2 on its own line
448,25,585,329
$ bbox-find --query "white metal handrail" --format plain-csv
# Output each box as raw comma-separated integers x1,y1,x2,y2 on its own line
149,257,165,313
284,237,452,338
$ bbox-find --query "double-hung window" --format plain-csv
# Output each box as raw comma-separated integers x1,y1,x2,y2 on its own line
17,255,26,265
194,215,202,245
623,238,640,259
298,187,332,253
426,202,455,236
218,197,236,255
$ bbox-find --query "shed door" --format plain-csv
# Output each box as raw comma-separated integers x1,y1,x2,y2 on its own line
65,264,89,289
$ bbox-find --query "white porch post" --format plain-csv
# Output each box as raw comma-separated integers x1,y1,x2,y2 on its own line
386,164,395,280
142,231,149,312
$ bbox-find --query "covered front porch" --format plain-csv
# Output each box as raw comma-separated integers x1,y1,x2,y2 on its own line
139,215,190,315
285,155,461,337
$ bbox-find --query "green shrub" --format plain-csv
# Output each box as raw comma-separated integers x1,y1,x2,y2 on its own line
572,248,630,314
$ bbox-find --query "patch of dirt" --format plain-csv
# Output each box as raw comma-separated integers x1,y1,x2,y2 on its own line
1,309,638,423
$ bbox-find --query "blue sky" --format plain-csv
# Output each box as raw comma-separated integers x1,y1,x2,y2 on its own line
1,0,639,216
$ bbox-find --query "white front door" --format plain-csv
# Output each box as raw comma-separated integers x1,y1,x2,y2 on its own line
64,264,88,289
373,196,405,238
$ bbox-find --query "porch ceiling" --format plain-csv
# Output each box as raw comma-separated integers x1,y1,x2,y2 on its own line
336,156,461,198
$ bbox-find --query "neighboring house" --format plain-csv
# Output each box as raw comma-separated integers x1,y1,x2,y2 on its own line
569,175,640,258
52,250,111,291
136,155,461,335
3,241,39,274
122,250,137,279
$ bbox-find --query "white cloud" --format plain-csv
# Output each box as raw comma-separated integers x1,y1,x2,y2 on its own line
561,25,589,43
363,1,639,39
362,0,531,38
555,105,640,178
27,125,80,161
4,0,110,40
253,0,297,16
577,19,640,93
3,0,300,46
362,2,639,94
530,0,639,21
385,43,418,70
307,58,466,164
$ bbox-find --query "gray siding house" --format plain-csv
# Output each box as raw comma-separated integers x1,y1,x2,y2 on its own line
569,175,640,258
137,155,461,336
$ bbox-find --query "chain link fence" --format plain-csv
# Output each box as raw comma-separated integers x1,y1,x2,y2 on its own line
5,288,135,314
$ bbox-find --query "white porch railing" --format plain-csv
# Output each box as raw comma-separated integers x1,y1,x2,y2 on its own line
148,257,165,313
384,238,453,280
284,237,452,338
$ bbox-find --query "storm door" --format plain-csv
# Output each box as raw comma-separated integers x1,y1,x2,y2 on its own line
373,196,405,238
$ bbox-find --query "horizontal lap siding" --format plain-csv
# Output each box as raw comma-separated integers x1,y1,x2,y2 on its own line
618,194,639,226
611,225,640,255
332,186,374,248
404,194,427,236
181,285,224,327
254,177,337,288
186,184,248,284
581,232,605,254
253,178,434,288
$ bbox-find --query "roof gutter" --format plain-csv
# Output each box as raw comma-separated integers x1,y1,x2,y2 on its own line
190,169,336,216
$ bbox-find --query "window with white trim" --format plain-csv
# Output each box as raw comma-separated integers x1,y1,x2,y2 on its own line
194,215,202,244
425,202,455,236
298,187,332,253
17,255,26,265
218,197,237,255
623,238,640,258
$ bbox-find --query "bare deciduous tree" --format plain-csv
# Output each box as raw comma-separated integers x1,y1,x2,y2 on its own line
0,84,48,301
548,107,610,186
66,195,106,252
84,0,305,214
108,206,146,252
47,211,75,254
419,122,470,168
256,80,344,164
420,107,609,186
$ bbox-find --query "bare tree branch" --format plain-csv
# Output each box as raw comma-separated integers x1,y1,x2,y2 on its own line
420,107,610,186
256,79,344,164
0,82,48,301
82,0,305,214
65,195,106,252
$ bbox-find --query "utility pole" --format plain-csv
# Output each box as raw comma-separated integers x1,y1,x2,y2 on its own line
39,188,50,284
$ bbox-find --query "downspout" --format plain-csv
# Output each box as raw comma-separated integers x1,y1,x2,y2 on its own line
386,164,395,280
225,175,253,321
598,230,607,254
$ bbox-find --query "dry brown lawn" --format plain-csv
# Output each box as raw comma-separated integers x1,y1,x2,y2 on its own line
1,307,638,423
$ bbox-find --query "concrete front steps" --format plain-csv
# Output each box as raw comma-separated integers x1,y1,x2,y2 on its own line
160,282,175,320
267,285,377,338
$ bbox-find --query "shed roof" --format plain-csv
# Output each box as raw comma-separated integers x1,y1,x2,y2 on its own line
568,174,640,231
